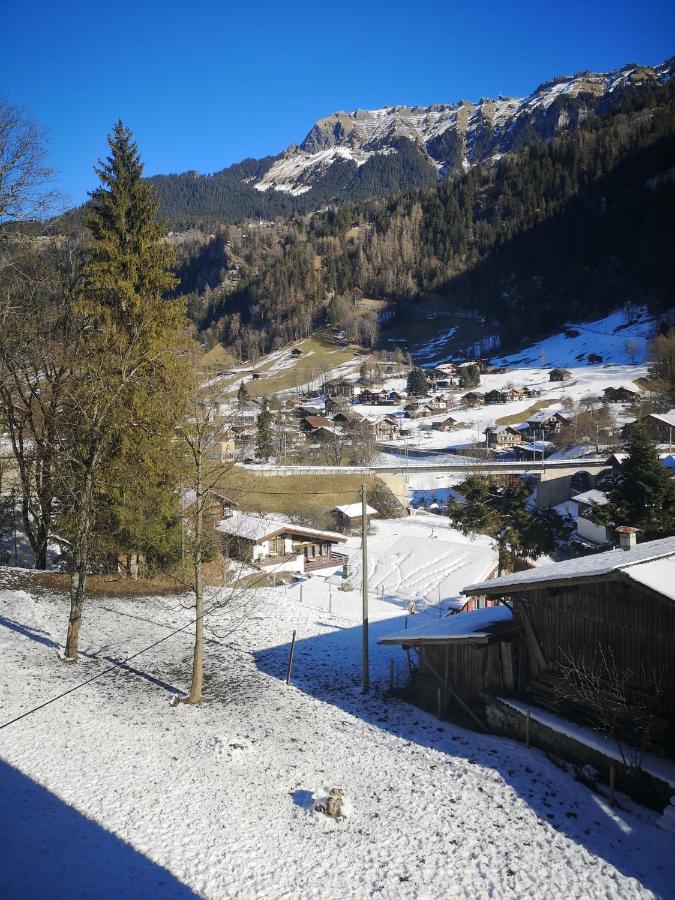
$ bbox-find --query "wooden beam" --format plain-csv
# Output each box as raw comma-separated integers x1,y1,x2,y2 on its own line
516,605,547,676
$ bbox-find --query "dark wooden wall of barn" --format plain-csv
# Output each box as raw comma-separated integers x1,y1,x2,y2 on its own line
421,642,511,702
520,580,675,715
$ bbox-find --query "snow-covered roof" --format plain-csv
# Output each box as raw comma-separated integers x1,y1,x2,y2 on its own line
216,511,345,543
463,536,675,597
647,409,675,428
572,489,609,507
332,503,377,517
623,558,675,602
377,606,514,646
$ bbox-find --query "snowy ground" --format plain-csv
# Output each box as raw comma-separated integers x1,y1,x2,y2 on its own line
2,553,675,898
491,307,655,368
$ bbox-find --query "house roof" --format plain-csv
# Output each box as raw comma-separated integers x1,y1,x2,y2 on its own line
377,606,515,646
303,415,332,428
216,511,345,543
572,489,609,507
462,536,675,598
645,409,675,428
332,503,377,517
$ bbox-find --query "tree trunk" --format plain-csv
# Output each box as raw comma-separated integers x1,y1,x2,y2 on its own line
187,447,204,702
64,453,96,660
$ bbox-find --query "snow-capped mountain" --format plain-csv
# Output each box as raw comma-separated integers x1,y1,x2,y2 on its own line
254,57,675,196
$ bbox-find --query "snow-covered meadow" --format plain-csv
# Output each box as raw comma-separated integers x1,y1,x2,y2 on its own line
2,524,675,899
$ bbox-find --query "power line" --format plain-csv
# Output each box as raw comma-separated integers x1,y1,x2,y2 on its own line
0,563,276,732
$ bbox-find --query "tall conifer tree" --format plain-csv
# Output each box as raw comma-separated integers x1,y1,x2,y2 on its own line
62,122,188,659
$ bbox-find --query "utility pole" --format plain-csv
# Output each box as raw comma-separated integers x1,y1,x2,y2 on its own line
361,483,369,694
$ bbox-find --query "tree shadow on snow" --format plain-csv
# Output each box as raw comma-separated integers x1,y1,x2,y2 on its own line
0,760,197,899
254,619,675,897
0,613,186,697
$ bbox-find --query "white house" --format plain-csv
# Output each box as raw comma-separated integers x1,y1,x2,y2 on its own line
217,511,347,574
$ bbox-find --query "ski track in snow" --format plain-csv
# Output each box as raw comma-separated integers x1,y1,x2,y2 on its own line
1,544,675,898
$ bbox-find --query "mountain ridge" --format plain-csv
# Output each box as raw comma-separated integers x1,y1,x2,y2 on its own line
149,55,675,224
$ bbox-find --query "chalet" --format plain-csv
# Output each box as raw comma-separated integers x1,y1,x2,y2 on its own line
331,411,360,429
356,389,386,405
572,488,610,545
324,396,347,415
363,416,399,439
427,395,453,412
484,389,509,405
323,378,359,400
405,402,433,419
206,434,236,461
290,347,303,358
461,392,484,408
300,415,333,433
633,410,675,444
431,416,459,432
549,368,572,382
217,511,347,574
603,386,639,404
526,410,569,435
251,371,263,380
331,502,377,533
387,390,407,403
513,440,555,460
485,425,522,448
295,404,323,419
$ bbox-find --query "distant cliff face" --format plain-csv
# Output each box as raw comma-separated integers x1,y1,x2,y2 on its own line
147,56,674,223
251,58,675,196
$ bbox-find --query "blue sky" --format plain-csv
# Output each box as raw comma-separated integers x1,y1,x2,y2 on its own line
3,0,673,206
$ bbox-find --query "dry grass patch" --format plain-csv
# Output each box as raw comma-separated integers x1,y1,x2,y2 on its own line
496,399,553,426
217,467,381,528
246,332,365,398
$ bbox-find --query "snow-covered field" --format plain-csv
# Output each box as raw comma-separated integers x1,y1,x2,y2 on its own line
2,533,675,898
492,308,655,368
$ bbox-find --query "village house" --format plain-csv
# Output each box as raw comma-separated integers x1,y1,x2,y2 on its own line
331,411,360,429
323,378,360,400
461,391,485,408
300,415,333,433
572,488,610,545
484,389,509,405
331,503,377,533
603,386,639,403
295,404,323,419
525,410,569,436
514,440,555,460
485,425,522,448
431,416,459,432
405,402,433,419
387,390,407,403
630,409,675,444
356,388,387,405
427,395,453,412
324,396,347,415
217,511,347,574
549,368,572,382
362,415,399,440
206,434,236,462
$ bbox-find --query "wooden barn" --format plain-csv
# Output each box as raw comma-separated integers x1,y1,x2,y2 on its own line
379,536,675,769
462,536,675,753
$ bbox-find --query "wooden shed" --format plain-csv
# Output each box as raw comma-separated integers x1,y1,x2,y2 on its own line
463,537,675,753
378,606,519,726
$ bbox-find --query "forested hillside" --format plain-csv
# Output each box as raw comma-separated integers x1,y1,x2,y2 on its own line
179,81,675,360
